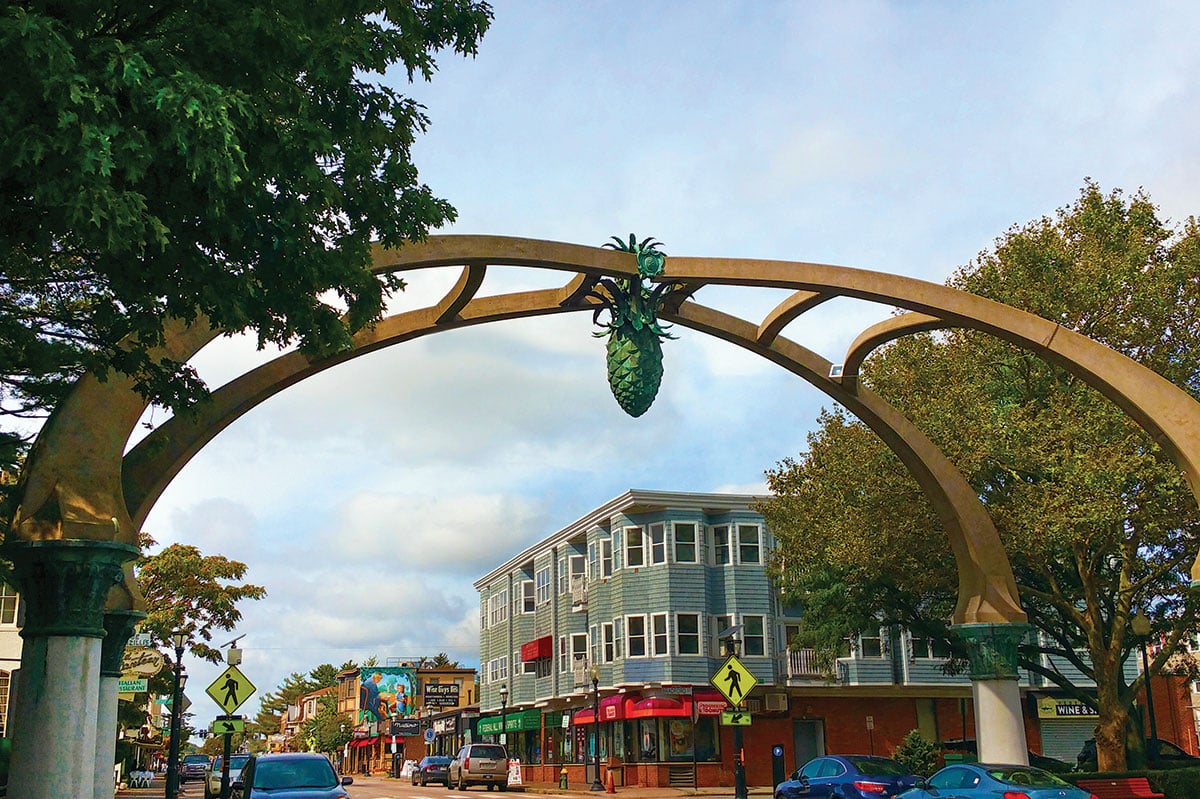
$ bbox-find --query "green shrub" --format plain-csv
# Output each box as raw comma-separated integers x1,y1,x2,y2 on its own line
892,730,939,777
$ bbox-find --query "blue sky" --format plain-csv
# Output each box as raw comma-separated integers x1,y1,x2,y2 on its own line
139,1,1200,733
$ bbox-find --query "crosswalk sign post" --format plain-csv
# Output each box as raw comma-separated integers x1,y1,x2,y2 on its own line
206,665,256,714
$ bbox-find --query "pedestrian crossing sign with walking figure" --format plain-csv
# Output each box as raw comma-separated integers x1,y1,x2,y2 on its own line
207,664,256,714
710,654,757,706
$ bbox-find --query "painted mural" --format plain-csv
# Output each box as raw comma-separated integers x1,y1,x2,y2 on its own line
358,666,417,723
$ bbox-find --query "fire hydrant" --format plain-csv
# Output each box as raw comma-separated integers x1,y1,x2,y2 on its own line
559,766,569,790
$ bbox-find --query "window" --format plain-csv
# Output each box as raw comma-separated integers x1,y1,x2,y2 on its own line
649,523,667,565
535,568,551,606
711,614,732,656
558,557,568,594
0,671,9,736
600,539,613,578
737,525,761,564
590,625,600,667
859,629,884,658
674,523,698,563
613,617,624,659
627,616,647,657
0,586,16,626
521,580,535,613
783,623,800,650
588,541,598,579
489,590,508,626
677,613,701,655
487,657,509,683
713,525,731,565
743,615,766,656
571,633,588,670
481,598,488,631
651,613,668,656
603,623,615,662
911,635,952,659
625,527,645,568
559,636,569,673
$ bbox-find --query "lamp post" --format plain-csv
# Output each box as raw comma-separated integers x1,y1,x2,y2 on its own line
499,684,509,747
589,663,603,791
166,631,188,799
1131,610,1159,766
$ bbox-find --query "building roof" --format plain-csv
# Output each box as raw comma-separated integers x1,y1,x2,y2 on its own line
473,488,765,589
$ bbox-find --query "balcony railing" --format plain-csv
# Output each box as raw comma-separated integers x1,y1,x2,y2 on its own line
570,577,587,609
782,648,847,682
572,659,588,687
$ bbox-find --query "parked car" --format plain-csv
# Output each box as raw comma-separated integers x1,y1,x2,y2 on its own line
231,752,353,799
412,755,452,786
898,763,1094,799
449,743,509,791
1077,737,1200,771
775,755,921,799
182,753,212,782
206,753,250,798
939,738,1074,773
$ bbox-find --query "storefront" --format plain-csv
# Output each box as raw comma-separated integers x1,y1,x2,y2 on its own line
1034,695,1098,762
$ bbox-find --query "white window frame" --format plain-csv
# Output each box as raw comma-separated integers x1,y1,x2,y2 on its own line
651,612,668,656
520,580,535,614
600,538,613,579
676,612,702,655
559,636,569,673
614,617,624,659
571,633,589,669
649,523,667,565
626,615,648,658
603,622,615,663
713,525,731,565
481,598,488,631
489,590,509,626
535,567,551,606
743,614,766,656
859,628,885,659
558,556,568,594
737,524,762,565
711,614,733,657
625,526,645,569
673,522,699,564
590,625,600,667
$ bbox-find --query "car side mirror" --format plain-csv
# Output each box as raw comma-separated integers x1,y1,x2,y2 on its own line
341,775,354,785
789,770,800,780
915,779,928,789
231,779,244,789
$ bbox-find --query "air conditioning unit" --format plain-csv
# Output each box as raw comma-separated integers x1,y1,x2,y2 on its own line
765,693,788,712
745,698,762,713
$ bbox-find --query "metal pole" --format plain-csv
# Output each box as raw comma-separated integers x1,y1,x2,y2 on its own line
1140,639,1159,766
165,644,184,799
220,730,232,799
590,674,603,791
727,639,747,799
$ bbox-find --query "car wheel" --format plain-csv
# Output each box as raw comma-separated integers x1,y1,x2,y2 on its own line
487,784,495,791
499,782,508,792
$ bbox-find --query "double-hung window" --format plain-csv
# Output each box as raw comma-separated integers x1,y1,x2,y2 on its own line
713,525,732,565
535,567,551,606
625,527,645,568
520,580,535,614
603,623,615,662
737,525,762,564
558,557,568,594
673,523,698,563
649,523,667,565
489,590,508,626
677,613,701,655
600,539,613,578
651,613,668,656
711,614,733,656
627,616,647,657
743,615,766,656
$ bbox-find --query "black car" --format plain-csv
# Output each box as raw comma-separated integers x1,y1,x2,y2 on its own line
939,739,1073,773
412,755,452,786
1077,737,1200,770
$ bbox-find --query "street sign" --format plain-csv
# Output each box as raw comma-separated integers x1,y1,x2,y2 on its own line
210,716,245,735
662,685,692,695
424,727,436,744
389,718,421,736
118,678,147,693
710,654,758,706
424,683,461,707
206,664,256,714
720,710,752,726
127,633,153,648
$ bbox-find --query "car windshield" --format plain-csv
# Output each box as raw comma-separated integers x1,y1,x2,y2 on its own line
426,757,451,765
253,758,338,789
988,767,1067,787
184,755,209,764
846,757,910,776
471,746,506,759
228,755,250,770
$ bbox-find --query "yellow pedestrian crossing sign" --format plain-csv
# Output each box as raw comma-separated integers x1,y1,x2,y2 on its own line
207,665,256,714
710,654,757,706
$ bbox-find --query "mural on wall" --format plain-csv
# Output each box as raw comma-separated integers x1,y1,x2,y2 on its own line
358,666,417,723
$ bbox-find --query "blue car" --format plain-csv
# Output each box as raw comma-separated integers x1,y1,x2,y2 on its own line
776,755,921,799
898,763,1094,799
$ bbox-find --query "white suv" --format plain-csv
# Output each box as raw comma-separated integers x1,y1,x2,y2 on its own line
205,753,250,799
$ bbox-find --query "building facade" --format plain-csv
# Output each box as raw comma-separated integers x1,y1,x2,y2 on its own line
475,489,1164,788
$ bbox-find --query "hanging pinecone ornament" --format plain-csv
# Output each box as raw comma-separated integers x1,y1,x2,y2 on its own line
590,235,681,417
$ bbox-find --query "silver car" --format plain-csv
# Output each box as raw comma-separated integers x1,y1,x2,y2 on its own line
206,753,250,799
449,743,509,791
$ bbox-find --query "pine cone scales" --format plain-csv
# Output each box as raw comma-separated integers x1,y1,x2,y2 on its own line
607,324,664,417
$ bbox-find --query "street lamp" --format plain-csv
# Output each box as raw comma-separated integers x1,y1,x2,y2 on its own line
589,663,603,791
498,684,509,747
721,629,748,799
166,631,188,799
1131,610,1159,766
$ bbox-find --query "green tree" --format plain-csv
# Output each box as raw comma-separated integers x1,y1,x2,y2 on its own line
0,0,492,490
759,183,1200,771
299,693,352,755
892,730,940,777
428,652,461,668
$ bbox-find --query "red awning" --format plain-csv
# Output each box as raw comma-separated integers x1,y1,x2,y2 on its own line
350,736,379,748
691,689,730,717
573,694,640,724
521,636,553,662
382,735,405,744
628,697,688,718
573,707,594,725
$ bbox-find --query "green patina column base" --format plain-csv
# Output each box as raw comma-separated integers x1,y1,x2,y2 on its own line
3,540,139,639
101,610,147,678
952,622,1032,681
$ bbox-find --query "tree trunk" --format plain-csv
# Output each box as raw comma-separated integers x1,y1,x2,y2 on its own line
1093,703,1129,771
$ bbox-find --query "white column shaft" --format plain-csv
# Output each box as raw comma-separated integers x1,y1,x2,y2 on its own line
973,679,1029,765
95,675,120,799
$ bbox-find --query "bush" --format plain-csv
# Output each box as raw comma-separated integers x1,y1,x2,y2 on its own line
892,730,939,777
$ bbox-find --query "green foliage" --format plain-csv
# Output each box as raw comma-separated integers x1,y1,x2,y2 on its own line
299,693,352,754
892,730,939,777
759,182,1200,771
0,0,492,489
249,663,346,740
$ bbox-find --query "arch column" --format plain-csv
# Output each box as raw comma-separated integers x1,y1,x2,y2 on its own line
96,609,145,799
1,540,137,799
954,622,1032,764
